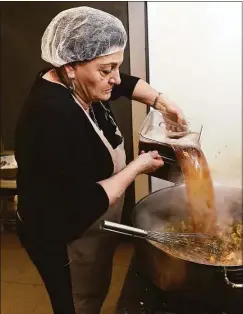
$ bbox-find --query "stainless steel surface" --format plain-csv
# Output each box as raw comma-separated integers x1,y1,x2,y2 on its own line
158,154,176,164
224,267,243,289
101,220,215,253
100,220,147,238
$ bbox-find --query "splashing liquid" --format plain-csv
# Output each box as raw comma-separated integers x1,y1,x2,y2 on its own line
172,145,217,234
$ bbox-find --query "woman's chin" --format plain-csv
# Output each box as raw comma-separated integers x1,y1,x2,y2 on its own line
100,92,112,101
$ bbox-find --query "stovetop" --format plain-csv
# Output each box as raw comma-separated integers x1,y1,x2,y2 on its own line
115,256,243,314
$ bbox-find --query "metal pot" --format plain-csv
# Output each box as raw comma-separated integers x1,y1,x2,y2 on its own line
132,183,243,290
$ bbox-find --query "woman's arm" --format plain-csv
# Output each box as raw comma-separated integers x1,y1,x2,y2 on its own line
132,79,186,125
98,151,163,205
130,78,158,106
110,72,140,101
39,100,163,230
111,73,186,125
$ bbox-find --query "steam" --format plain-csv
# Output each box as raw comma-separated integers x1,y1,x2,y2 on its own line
214,187,242,233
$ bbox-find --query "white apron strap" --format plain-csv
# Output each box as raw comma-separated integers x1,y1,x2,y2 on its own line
72,96,126,174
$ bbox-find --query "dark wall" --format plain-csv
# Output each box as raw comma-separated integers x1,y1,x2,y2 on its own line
1,1,135,219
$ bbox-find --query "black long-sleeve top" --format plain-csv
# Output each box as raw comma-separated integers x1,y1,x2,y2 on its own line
15,71,140,247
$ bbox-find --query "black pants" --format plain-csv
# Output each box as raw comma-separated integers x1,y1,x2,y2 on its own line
16,218,76,314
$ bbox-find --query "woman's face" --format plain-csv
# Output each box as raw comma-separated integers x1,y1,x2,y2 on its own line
66,50,124,103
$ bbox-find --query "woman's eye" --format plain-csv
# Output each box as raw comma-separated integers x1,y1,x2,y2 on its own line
101,69,112,75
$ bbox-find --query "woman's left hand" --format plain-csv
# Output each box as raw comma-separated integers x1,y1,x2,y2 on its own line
154,93,186,127
131,78,187,131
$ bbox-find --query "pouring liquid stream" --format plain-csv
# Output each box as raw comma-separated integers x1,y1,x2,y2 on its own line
138,112,242,265
172,144,217,235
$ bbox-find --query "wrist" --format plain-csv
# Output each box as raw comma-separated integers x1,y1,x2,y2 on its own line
151,92,166,111
128,160,142,176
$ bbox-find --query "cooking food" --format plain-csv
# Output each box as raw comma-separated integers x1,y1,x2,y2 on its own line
152,220,243,266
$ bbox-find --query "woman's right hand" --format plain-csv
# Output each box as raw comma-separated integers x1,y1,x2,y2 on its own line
99,150,164,206
133,150,164,175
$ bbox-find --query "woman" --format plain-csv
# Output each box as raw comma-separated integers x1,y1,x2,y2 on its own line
15,6,185,314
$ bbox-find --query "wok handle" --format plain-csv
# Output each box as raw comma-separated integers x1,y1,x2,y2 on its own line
100,220,148,239
158,154,176,164
223,267,243,289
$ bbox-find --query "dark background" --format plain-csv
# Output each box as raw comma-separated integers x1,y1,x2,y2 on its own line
0,1,135,221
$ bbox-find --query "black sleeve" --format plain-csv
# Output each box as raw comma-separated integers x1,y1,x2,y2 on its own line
110,72,140,101
38,101,109,236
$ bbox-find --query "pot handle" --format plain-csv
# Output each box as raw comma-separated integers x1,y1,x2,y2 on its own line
223,267,243,288
100,220,148,239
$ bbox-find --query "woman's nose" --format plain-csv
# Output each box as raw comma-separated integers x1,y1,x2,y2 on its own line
109,70,121,85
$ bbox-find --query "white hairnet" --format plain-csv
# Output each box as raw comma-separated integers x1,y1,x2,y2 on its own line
41,6,127,67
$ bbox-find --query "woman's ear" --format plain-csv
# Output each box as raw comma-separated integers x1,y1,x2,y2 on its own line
64,64,75,79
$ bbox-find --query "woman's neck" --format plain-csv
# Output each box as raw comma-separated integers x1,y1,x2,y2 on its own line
73,90,91,111
43,69,91,111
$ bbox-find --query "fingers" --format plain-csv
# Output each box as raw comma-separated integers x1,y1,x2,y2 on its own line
177,111,186,125
137,150,164,175
154,158,164,167
148,151,164,171
164,107,187,128
157,94,186,127
149,150,160,158
149,151,164,166
139,150,164,163
141,150,163,161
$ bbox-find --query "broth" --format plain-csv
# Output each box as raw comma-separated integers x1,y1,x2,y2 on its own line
172,145,217,234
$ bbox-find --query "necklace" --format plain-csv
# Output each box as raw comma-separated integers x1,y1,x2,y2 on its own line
90,104,101,130
90,102,117,130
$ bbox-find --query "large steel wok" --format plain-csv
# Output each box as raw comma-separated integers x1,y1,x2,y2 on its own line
130,183,242,290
